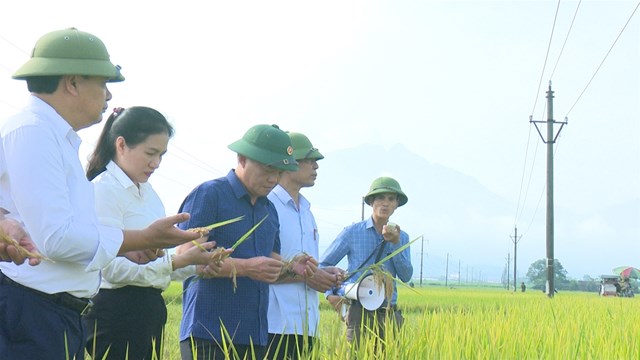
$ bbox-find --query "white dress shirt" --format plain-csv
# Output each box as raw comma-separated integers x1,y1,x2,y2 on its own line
0,96,123,298
94,161,195,290
267,184,320,336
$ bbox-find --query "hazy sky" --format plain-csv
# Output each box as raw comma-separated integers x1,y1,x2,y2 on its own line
1,0,638,279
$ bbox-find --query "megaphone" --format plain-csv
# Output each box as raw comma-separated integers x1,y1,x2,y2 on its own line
343,274,385,311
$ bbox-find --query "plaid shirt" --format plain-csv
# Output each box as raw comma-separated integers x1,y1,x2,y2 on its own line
320,217,413,305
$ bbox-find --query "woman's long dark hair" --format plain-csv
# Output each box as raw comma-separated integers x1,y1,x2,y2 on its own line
86,106,174,181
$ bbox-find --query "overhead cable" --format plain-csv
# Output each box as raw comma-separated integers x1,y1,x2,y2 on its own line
530,0,562,117
565,1,640,117
549,0,582,79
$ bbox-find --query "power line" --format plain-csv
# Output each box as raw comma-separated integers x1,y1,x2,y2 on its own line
0,34,29,56
549,0,582,79
530,0,562,117
514,125,541,227
565,1,640,117
165,148,224,177
519,140,563,240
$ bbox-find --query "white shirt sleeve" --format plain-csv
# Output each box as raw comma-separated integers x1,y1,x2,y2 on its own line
2,115,122,271
101,255,173,288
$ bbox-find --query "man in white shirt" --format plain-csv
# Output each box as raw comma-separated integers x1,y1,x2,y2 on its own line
266,132,344,359
0,28,201,360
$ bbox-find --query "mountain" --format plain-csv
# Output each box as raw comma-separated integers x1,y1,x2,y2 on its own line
307,143,516,282
308,143,640,283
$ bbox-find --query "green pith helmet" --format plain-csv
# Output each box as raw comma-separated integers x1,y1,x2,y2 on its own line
364,176,408,207
228,124,298,171
12,28,124,82
288,132,324,161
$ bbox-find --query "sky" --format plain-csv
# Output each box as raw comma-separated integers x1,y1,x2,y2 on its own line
0,0,638,281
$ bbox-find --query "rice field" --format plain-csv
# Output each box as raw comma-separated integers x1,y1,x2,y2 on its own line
158,283,640,359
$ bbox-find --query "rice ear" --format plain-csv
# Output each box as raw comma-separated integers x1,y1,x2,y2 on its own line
0,228,49,261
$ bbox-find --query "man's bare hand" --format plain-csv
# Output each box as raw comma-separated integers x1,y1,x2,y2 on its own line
145,213,203,248
0,219,41,266
306,266,345,292
382,222,400,244
327,294,344,314
241,256,284,283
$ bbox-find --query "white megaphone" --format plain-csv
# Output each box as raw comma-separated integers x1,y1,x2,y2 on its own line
343,274,385,311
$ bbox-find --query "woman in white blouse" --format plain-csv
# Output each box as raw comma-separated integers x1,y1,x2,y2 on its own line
82,107,223,360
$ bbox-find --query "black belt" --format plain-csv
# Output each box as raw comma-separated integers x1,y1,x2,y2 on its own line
0,271,93,315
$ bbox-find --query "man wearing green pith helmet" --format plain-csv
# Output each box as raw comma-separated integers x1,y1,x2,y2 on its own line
267,132,345,360
176,124,316,360
0,28,201,359
320,176,413,347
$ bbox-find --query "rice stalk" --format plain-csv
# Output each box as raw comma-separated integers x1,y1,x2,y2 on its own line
167,214,269,304
343,236,421,305
0,228,49,261
279,252,313,280
186,215,244,237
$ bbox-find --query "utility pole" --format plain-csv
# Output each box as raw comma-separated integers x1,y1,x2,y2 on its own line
419,235,425,286
458,260,461,286
361,196,365,221
510,227,521,292
506,253,511,290
530,82,567,298
445,253,449,287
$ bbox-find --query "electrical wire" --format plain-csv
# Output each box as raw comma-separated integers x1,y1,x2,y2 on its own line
515,0,562,233
514,125,541,227
565,0,640,117
0,34,29,55
530,0,562,117
549,0,582,79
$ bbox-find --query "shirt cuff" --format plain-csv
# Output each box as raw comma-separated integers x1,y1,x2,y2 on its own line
85,225,123,272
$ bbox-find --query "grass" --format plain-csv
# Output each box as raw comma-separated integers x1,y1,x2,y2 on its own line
146,283,640,359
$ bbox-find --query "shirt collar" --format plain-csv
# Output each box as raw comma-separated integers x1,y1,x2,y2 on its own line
226,169,250,201
28,95,81,149
106,161,150,194
365,217,376,229
226,169,272,206
272,184,310,211
270,184,293,206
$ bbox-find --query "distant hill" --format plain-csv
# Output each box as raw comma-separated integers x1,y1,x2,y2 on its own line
308,143,640,283
307,143,515,282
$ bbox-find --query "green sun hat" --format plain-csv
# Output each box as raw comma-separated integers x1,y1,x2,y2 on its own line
364,176,408,207
12,28,124,82
228,124,298,171
288,132,324,161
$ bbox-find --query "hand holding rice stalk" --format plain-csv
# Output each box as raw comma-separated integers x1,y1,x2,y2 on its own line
189,214,270,290
186,215,245,237
186,215,245,263
344,236,421,304
0,227,49,262
278,252,318,280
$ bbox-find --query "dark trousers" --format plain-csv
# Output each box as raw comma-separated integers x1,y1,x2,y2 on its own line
180,337,267,360
345,302,404,346
0,281,85,360
267,333,314,360
83,286,167,360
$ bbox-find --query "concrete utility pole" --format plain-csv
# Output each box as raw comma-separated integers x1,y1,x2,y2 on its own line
445,253,449,287
530,82,567,298
510,227,521,292
506,253,511,290
419,235,425,286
